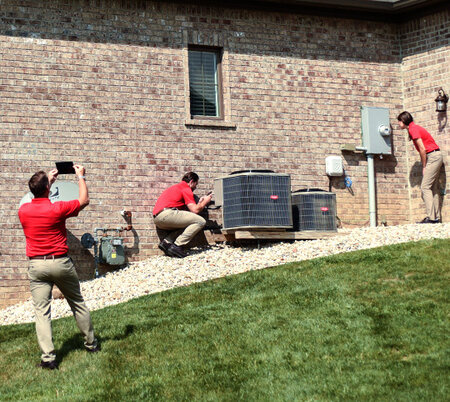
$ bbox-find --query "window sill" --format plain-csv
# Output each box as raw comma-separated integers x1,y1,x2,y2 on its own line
185,119,237,130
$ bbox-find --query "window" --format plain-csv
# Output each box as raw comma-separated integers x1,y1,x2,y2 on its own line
188,47,222,119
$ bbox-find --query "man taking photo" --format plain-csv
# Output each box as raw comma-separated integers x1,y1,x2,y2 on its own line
18,164,99,370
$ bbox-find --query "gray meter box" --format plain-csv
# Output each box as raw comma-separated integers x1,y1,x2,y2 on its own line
361,106,392,155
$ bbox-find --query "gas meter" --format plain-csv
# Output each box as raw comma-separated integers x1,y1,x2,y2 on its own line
81,211,133,277
99,235,125,265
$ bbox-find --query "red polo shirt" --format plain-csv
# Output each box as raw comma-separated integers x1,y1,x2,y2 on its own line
18,198,80,257
408,121,439,153
153,181,195,216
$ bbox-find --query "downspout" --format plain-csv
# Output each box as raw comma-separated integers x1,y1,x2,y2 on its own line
367,154,377,227
355,146,377,227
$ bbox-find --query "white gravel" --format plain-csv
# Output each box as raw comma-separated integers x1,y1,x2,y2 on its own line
1,223,449,326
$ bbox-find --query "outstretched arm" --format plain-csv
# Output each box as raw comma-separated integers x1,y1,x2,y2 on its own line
74,164,90,210
48,168,59,185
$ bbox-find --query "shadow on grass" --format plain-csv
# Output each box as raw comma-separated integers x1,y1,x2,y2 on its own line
56,324,137,364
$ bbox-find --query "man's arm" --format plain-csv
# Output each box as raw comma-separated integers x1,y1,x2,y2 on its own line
414,138,427,171
186,193,213,214
74,164,90,210
48,168,59,185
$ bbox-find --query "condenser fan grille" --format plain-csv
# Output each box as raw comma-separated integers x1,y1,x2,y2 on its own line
221,173,292,230
292,191,337,231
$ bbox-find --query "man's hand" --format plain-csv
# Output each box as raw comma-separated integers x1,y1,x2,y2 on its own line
48,168,59,185
188,192,213,214
199,192,213,204
74,164,89,210
74,164,86,177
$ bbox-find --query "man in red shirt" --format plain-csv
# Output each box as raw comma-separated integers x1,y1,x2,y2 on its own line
18,165,99,370
153,172,213,258
398,111,443,223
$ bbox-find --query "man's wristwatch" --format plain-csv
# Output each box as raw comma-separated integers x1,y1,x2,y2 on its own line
77,175,86,180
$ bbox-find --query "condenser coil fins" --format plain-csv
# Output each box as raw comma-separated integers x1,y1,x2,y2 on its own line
214,171,293,230
291,190,337,231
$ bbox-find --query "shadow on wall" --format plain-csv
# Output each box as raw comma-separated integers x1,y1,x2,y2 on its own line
1,0,448,62
409,161,447,188
67,228,140,279
333,152,399,196
125,228,140,257
67,231,95,280
438,164,447,217
409,161,447,218
155,205,221,250
438,113,447,132
0,0,413,64
96,228,140,276
409,161,423,187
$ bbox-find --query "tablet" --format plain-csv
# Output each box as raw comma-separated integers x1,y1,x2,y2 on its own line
55,161,75,174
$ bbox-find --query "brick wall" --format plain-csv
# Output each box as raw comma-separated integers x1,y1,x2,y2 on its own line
399,9,450,221
0,0,448,308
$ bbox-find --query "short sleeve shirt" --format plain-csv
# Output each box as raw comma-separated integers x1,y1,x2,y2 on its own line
408,122,439,153
152,181,195,215
18,198,80,257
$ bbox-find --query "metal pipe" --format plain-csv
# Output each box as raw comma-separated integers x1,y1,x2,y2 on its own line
367,154,377,227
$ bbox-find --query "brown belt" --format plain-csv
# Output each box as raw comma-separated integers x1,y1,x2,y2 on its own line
29,253,68,260
153,207,177,218
426,148,440,154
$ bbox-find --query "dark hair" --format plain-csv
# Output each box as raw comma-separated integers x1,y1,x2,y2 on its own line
181,172,199,184
397,111,413,126
28,171,49,197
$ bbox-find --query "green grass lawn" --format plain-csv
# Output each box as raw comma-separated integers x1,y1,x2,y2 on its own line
1,239,449,401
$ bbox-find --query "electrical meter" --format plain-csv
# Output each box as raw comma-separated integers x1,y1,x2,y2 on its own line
361,106,392,155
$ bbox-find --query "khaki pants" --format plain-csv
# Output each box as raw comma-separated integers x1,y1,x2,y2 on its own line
153,208,206,246
421,151,443,221
28,256,96,362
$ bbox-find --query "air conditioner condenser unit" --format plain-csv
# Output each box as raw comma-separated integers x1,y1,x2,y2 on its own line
214,170,293,230
291,190,337,231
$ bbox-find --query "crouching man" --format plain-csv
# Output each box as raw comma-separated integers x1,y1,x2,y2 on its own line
18,165,99,370
153,172,213,258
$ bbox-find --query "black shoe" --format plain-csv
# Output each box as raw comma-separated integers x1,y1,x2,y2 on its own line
417,217,440,224
37,360,58,370
158,240,172,256
167,243,187,258
86,344,101,353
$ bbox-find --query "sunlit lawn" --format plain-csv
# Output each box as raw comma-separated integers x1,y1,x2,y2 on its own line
1,238,448,401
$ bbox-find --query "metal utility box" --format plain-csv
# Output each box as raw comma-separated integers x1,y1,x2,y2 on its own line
214,170,293,230
361,106,392,155
291,190,337,231
325,156,343,176
99,236,125,265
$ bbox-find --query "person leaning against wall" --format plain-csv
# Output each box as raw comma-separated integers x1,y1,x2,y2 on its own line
18,165,100,370
152,172,213,258
397,111,444,223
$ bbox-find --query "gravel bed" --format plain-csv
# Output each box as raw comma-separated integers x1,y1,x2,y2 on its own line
1,223,449,326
